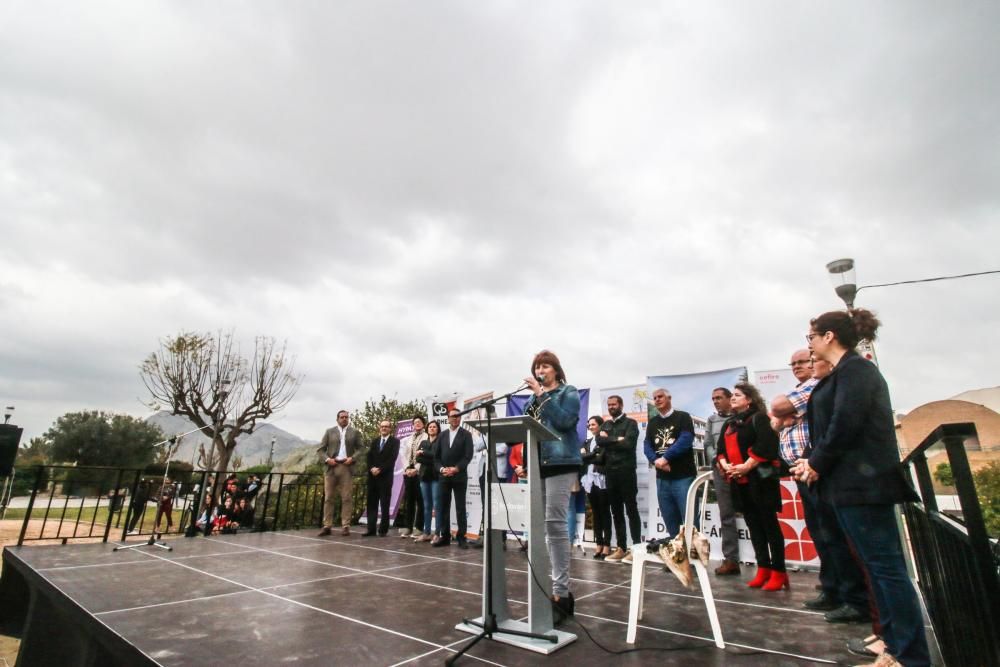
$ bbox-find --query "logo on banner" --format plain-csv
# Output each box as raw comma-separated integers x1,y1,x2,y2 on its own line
778,481,818,563
431,402,453,417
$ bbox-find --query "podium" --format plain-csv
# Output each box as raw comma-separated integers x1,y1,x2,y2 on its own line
455,415,577,654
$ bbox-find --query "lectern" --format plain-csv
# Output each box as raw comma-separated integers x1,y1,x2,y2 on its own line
455,415,577,654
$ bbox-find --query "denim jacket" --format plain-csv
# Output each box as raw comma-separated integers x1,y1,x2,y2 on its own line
525,383,582,470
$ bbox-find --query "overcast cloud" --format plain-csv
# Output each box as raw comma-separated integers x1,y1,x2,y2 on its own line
2,1,998,444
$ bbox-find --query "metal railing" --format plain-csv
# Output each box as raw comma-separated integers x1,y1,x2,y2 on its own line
12,466,329,546
901,422,1000,667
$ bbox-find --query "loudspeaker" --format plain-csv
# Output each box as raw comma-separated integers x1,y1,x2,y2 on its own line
0,425,23,476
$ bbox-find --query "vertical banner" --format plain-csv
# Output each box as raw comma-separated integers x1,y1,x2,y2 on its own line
390,419,417,519
646,367,747,543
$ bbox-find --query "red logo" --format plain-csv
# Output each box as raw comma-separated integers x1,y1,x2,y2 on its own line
778,481,819,563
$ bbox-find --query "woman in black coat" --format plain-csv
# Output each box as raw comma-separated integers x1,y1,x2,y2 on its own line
793,309,928,667
715,382,787,591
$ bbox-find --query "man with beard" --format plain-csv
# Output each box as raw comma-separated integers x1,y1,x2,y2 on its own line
597,395,643,564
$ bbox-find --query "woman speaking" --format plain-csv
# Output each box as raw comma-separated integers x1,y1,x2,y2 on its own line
523,349,582,623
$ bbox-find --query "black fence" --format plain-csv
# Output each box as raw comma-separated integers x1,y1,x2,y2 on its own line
902,422,1000,667
12,465,329,546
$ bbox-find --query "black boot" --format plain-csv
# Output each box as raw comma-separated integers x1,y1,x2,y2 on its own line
552,592,575,625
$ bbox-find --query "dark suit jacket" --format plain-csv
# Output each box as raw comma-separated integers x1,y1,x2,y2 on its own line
806,350,919,506
433,428,474,482
317,425,365,473
366,436,400,478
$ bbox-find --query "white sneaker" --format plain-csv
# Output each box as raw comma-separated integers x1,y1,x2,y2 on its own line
127,529,138,535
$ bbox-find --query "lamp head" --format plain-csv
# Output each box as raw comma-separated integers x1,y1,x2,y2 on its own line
3,405,13,425
826,258,857,308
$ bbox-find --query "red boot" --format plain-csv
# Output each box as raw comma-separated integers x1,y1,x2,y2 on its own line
762,570,790,591
747,567,772,588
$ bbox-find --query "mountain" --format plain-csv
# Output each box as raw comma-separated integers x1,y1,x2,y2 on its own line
144,411,316,469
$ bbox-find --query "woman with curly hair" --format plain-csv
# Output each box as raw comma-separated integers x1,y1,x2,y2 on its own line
715,382,787,591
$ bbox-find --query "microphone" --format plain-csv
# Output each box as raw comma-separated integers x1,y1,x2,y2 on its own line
535,375,545,384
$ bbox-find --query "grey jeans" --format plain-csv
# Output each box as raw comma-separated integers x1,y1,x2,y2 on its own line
712,466,740,562
542,471,575,598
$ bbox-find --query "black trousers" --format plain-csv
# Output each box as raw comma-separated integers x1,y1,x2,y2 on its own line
587,487,612,547
127,502,145,532
737,485,785,572
366,473,393,534
606,468,642,549
400,474,423,531
438,477,467,541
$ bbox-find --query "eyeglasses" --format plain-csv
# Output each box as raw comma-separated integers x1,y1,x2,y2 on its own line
805,332,824,343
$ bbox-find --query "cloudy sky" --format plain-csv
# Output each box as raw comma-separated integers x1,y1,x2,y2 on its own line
3,2,998,444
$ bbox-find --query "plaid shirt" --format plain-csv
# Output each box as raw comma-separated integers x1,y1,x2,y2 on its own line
778,378,819,465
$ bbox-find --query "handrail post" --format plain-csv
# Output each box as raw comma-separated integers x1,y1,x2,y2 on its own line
17,465,44,546
258,473,273,532
102,468,126,543
911,451,938,513
273,473,286,531
943,430,1000,621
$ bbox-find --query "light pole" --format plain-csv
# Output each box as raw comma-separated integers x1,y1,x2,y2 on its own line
268,437,276,468
3,406,13,425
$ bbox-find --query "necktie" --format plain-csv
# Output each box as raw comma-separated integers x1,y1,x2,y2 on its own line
379,438,385,451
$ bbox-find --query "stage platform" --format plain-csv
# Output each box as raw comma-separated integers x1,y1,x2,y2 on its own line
1,529,872,666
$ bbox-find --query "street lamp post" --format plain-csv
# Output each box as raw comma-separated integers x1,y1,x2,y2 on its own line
825,258,858,309
268,437,276,468
3,406,14,425
826,258,878,364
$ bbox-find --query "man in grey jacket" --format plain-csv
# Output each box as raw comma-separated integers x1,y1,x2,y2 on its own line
704,387,740,575
316,410,365,536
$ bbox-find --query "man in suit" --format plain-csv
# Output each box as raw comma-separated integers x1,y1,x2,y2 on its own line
364,420,400,537
432,409,474,549
317,410,365,536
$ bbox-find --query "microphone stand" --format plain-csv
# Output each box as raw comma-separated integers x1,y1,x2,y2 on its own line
447,384,556,665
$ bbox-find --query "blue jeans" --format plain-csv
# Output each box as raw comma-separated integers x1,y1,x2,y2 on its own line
419,480,436,535
656,476,693,538
834,504,930,667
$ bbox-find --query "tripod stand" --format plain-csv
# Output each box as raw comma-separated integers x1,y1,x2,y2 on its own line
113,530,172,552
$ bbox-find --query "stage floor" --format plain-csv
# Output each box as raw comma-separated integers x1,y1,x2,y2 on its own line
3,529,875,666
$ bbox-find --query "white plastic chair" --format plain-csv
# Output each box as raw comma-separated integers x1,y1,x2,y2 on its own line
625,469,725,647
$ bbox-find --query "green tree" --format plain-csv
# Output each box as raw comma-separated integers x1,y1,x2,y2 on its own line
139,331,302,473
16,436,52,466
933,462,954,487
974,460,1000,538
46,411,165,468
12,437,53,495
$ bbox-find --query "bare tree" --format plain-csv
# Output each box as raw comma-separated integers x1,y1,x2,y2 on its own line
140,332,302,473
